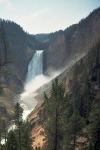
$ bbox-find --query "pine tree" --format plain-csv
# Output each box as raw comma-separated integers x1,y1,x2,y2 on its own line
14,102,33,150
65,111,85,150
6,130,17,150
44,79,66,150
88,96,100,150
64,80,85,150
21,121,32,150
14,102,23,150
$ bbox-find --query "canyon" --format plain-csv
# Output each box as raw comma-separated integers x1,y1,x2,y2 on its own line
0,7,100,149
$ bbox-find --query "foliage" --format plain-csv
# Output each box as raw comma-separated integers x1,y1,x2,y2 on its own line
6,130,17,150
0,103,33,150
43,45,100,150
44,79,85,150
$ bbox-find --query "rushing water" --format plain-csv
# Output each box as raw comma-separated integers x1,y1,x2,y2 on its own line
20,49,65,120
20,50,44,119
26,50,43,83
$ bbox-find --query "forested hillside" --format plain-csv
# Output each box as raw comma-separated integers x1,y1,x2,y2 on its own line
29,41,100,150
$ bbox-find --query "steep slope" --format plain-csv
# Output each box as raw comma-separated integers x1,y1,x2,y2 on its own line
0,20,46,80
29,41,100,149
0,20,46,122
0,7,100,131
28,8,100,149
43,7,100,74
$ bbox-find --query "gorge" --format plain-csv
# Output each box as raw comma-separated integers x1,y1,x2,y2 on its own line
0,7,100,150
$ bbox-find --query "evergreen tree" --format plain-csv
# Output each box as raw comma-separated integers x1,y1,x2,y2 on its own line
88,96,100,150
6,130,17,150
65,111,85,150
44,79,66,150
21,121,32,150
44,79,85,150
14,102,23,150
69,82,85,150
15,102,23,126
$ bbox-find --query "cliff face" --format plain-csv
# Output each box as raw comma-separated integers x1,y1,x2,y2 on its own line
29,42,100,149
0,7,100,93
28,103,46,149
0,7,100,138
43,8,100,74
0,20,46,81
0,20,47,121
0,8,100,89
28,8,100,149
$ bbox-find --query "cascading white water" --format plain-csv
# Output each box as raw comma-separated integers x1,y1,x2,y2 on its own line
26,50,43,83
20,50,45,119
20,49,65,120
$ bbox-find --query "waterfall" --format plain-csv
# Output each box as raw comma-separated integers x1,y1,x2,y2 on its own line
26,50,43,83
20,50,45,119
20,49,64,120
1,49,44,143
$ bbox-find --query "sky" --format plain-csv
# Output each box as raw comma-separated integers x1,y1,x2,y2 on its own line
0,0,100,34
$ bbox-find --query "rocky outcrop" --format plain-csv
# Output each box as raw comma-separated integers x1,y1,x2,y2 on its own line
28,40,100,148
0,20,46,121
28,103,46,149
0,20,46,81
31,126,46,149
43,8,100,74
